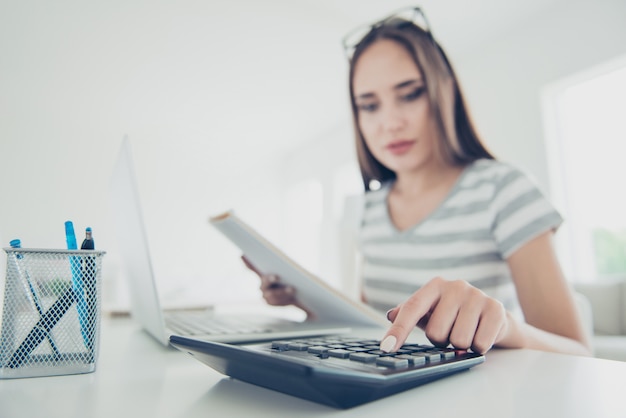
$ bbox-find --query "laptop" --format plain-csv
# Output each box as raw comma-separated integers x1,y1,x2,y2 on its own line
109,138,358,346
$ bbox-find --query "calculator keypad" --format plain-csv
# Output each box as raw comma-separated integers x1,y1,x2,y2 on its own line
269,337,463,370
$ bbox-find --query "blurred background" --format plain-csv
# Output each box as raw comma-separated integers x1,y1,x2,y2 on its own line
1,0,625,313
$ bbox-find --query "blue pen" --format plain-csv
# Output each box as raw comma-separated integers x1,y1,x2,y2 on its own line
65,221,89,349
9,239,60,356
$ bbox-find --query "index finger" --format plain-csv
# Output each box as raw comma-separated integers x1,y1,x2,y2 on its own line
380,280,442,352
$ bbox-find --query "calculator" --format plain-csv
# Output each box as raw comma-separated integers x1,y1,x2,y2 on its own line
170,333,485,408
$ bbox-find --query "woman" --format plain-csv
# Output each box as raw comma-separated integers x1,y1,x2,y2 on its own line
250,7,591,357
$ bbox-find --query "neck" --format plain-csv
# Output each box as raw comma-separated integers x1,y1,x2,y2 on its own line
393,160,463,197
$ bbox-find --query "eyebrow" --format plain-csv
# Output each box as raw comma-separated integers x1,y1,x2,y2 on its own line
395,79,422,89
355,78,424,100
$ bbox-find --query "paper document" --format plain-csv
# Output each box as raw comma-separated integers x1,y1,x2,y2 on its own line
209,211,387,328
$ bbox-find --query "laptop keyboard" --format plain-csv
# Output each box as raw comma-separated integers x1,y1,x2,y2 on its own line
165,312,276,336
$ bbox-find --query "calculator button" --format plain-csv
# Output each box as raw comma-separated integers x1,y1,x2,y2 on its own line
307,346,330,355
412,352,441,362
328,349,352,359
394,354,422,365
271,341,290,350
349,352,378,363
376,357,409,368
286,342,310,351
440,349,456,359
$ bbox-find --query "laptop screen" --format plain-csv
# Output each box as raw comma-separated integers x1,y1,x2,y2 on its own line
109,138,168,344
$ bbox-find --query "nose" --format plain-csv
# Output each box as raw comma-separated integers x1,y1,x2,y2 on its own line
379,104,406,133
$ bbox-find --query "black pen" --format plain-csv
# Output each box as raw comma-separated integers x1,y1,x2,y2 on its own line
8,287,76,368
81,227,96,356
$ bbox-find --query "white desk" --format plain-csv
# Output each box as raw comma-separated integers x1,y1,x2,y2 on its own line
1,316,625,418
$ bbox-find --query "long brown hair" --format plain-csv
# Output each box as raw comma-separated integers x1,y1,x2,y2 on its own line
348,21,494,191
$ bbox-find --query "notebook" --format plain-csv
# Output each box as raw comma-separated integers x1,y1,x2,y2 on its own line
109,138,377,346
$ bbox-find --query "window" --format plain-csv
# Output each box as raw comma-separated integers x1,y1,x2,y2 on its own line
284,179,324,275
279,161,362,292
543,57,626,283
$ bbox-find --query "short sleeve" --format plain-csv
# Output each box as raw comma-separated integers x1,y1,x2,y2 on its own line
490,165,563,259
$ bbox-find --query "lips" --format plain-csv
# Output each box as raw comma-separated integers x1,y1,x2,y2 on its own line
387,140,415,155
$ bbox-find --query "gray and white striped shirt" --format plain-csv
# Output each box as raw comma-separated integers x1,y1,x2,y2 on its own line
359,159,562,315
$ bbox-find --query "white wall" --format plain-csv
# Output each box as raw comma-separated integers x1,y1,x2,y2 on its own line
0,1,349,310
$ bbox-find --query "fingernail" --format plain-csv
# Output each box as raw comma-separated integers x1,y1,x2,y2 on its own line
268,275,278,283
380,335,397,353
285,286,294,294
385,309,393,322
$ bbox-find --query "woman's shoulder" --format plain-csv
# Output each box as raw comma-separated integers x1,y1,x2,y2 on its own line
463,158,529,185
464,159,550,213
467,158,521,174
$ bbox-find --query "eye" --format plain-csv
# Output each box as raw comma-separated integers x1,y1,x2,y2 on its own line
401,86,425,102
357,102,379,113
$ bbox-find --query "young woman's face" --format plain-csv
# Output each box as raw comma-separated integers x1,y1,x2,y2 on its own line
352,39,441,176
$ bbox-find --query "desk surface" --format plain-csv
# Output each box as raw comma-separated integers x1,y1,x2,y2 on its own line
1,316,624,418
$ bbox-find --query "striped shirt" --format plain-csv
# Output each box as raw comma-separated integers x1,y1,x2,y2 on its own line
359,159,563,315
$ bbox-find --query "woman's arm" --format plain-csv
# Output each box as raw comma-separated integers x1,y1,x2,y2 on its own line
381,231,592,356
498,230,592,355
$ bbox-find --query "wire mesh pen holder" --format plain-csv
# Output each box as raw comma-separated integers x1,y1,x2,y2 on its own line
0,248,106,379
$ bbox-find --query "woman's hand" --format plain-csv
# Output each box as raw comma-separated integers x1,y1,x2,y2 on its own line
241,255,315,318
381,276,509,354
241,255,298,306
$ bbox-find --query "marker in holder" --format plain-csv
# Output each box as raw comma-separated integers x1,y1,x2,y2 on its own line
0,247,106,379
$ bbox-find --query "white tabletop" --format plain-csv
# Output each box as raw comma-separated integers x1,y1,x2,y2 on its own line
1,316,625,418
